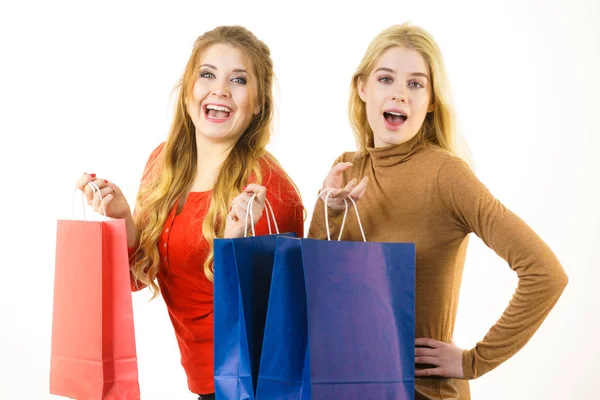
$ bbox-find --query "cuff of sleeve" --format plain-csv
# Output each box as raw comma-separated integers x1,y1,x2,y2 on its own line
462,348,476,380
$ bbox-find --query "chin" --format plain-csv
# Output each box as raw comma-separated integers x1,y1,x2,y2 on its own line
375,131,414,147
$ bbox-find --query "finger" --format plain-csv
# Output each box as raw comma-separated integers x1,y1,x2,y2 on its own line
91,178,109,190
414,356,438,365
349,176,369,200
102,180,119,193
233,196,250,212
83,184,95,202
415,338,441,348
233,203,249,223
76,173,95,191
344,178,358,193
328,179,355,199
243,184,267,204
101,193,115,206
85,179,108,204
415,347,438,357
326,178,357,200
415,367,443,377
228,210,239,222
327,162,353,179
99,186,116,198
230,199,250,223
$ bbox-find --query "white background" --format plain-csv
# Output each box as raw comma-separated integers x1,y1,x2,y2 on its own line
0,0,598,399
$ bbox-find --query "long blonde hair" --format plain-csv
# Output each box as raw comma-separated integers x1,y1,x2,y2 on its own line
131,26,276,297
349,22,470,162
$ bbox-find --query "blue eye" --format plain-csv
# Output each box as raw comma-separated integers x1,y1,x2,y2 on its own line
200,72,215,79
409,81,424,89
378,76,392,83
231,77,247,85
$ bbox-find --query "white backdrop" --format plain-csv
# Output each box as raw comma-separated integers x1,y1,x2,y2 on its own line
0,0,598,399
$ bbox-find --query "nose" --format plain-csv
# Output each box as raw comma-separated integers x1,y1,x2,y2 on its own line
391,83,408,103
212,78,230,98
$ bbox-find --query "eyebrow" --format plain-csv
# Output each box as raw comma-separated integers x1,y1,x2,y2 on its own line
375,67,429,80
200,64,248,74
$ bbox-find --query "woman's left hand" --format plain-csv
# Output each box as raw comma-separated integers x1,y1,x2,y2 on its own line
414,338,465,379
224,184,267,238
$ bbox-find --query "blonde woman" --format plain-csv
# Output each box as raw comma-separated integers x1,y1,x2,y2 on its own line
309,23,567,399
76,26,304,399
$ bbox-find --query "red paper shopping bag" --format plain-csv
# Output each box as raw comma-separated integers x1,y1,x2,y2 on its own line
50,218,140,399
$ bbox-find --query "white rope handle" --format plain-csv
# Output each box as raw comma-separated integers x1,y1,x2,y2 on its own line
318,187,366,242
72,182,107,221
319,188,349,241
243,194,280,238
87,182,108,220
264,199,280,234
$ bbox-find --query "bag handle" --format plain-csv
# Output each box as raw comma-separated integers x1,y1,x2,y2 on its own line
71,182,108,221
318,188,366,242
244,193,279,238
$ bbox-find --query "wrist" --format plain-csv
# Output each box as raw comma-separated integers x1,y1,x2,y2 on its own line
223,224,245,239
114,206,132,220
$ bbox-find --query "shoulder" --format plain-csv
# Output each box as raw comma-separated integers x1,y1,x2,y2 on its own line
335,151,362,165
148,142,166,162
258,153,302,203
142,141,166,171
418,144,474,180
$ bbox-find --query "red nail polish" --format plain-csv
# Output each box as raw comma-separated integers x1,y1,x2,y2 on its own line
90,173,96,178
104,180,108,183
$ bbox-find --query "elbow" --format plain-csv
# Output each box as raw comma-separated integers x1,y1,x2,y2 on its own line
546,265,568,297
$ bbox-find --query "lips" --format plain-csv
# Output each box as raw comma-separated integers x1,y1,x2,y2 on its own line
383,108,408,130
203,103,234,123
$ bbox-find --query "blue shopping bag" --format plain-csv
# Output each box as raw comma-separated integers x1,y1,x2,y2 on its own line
213,198,295,400
256,237,311,399
257,193,415,400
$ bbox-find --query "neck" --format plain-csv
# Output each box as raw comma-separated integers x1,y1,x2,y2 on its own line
195,133,235,169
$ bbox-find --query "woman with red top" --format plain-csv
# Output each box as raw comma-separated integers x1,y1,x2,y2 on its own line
75,25,304,399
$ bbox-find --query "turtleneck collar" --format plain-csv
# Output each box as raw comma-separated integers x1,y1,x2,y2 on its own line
366,134,425,168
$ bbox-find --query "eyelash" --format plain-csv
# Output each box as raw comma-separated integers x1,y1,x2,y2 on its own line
200,72,247,85
378,76,424,89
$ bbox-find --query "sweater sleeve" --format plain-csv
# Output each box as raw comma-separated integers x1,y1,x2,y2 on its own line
307,154,349,240
128,142,166,292
437,157,568,379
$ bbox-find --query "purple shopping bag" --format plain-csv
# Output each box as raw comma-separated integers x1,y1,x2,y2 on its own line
258,192,415,400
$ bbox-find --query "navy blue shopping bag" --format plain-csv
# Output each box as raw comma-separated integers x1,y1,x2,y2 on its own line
256,237,312,399
213,230,296,400
301,237,415,399
257,195,416,400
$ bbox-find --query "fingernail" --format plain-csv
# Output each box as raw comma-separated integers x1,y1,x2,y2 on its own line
104,179,108,183
242,186,248,190
90,173,96,178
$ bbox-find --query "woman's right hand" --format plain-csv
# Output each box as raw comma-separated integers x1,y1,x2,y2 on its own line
76,173,132,219
319,162,369,211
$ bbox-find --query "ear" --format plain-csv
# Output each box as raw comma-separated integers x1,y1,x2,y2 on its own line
357,78,367,103
253,104,261,116
427,102,435,113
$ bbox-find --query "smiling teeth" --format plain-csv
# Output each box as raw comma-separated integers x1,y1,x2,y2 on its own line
206,105,231,112
387,111,405,117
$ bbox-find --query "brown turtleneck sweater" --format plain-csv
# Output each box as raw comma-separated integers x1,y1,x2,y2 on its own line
307,136,568,399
